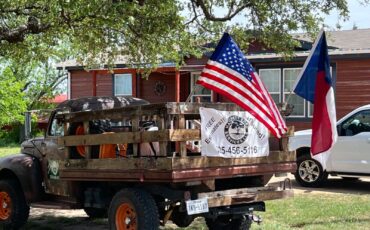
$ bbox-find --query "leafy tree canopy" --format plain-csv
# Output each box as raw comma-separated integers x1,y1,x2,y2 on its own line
0,67,27,126
0,0,352,68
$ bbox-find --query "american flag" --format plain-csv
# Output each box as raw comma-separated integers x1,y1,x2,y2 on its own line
197,33,287,138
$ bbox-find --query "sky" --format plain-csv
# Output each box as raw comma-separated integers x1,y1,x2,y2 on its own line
324,1,370,30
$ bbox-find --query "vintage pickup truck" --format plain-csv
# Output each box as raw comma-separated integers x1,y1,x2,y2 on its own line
0,96,295,230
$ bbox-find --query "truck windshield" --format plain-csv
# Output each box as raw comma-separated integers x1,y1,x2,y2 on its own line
49,113,64,136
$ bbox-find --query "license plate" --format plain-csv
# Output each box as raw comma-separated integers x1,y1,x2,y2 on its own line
186,198,209,215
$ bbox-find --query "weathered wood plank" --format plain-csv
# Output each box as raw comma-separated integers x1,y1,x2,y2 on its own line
132,116,139,156
59,162,296,182
63,122,70,159
58,103,167,123
60,157,172,171
198,187,293,207
58,129,201,146
83,121,91,159
57,102,243,123
58,151,295,172
165,102,242,115
177,115,187,157
158,115,168,157
170,151,295,170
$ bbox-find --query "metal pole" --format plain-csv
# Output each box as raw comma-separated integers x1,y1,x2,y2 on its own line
186,84,201,103
283,90,294,110
24,111,32,140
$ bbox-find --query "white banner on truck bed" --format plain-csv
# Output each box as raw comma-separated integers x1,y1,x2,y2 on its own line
200,107,269,157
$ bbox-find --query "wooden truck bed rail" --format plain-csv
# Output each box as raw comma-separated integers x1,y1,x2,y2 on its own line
56,102,295,183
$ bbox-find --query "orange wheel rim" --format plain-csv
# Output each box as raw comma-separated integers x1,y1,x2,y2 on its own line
75,125,85,157
116,203,137,230
0,192,12,220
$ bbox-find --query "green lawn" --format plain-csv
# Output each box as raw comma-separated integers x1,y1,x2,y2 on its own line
163,193,370,230
253,194,370,230
0,145,20,157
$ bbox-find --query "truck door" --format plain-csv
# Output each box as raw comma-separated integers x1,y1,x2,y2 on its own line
331,109,370,174
41,111,74,197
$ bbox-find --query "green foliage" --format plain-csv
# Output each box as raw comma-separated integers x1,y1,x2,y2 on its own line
6,60,67,110
0,0,351,68
0,58,64,130
0,67,27,126
0,114,43,145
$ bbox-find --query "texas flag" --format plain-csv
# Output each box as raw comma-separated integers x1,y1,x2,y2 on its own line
293,30,337,167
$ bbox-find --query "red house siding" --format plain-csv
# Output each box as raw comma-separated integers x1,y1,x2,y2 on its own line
138,72,177,103
180,72,191,102
96,72,113,97
287,121,311,131
71,70,93,99
335,59,370,119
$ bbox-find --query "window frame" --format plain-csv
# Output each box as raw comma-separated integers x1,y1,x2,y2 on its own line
114,73,133,96
47,111,64,137
283,67,305,118
258,68,281,104
190,72,213,102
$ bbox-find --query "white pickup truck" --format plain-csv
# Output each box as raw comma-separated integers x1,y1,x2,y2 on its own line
289,105,370,187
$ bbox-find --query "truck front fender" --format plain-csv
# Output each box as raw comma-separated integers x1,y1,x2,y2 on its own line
0,154,43,203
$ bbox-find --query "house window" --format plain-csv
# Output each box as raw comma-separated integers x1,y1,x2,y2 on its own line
259,69,281,104
114,74,132,96
190,72,212,102
283,68,305,117
308,102,314,117
259,66,334,118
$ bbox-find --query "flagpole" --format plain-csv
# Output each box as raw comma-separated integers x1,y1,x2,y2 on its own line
186,84,201,102
283,90,294,110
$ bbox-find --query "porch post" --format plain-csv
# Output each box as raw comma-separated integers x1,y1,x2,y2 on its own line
175,70,180,102
92,70,97,96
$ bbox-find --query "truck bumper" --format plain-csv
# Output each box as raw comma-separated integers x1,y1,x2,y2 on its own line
197,179,293,208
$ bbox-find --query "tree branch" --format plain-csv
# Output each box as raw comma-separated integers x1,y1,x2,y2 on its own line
192,0,251,22
0,16,50,43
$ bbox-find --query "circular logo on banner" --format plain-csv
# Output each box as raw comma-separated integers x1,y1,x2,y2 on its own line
224,115,249,144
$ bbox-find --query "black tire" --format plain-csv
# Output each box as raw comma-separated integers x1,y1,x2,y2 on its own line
294,154,328,187
108,188,159,230
0,180,30,230
84,207,107,218
205,216,251,230
171,207,194,228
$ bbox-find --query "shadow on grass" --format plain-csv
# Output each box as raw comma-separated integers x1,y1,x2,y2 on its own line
269,176,370,195
291,217,370,228
23,216,108,230
293,178,370,195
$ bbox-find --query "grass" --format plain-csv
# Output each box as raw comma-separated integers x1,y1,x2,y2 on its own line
252,194,370,230
0,144,20,157
162,193,370,230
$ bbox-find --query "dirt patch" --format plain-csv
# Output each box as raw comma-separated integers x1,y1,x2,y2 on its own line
24,209,108,230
